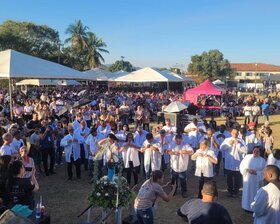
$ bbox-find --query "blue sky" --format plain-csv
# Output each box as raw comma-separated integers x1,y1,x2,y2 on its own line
0,0,280,69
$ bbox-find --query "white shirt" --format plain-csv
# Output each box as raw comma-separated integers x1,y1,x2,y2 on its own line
60,133,81,162
122,142,140,168
267,154,280,170
142,140,162,173
134,130,148,148
169,141,194,173
251,182,280,224
220,137,247,171
0,144,17,156
184,122,205,148
162,125,177,134
193,149,217,177
86,134,100,160
97,125,111,140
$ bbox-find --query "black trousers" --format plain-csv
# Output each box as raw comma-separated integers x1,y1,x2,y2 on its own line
198,174,213,198
214,151,222,175
80,144,88,171
226,169,241,194
126,161,139,185
42,147,55,174
67,156,81,179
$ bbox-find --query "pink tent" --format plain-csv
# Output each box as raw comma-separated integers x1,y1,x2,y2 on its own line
183,79,225,104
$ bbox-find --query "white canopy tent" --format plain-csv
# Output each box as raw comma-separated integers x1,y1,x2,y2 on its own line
0,49,87,79
213,79,225,85
83,68,114,81
112,67,187,82
15,79,81,86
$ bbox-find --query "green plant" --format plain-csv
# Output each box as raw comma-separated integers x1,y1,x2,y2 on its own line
88,176,134,209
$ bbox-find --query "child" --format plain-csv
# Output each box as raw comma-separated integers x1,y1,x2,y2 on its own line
263,129,274,158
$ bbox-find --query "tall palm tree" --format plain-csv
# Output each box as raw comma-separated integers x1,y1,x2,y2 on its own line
65,20,88,53
85,32,109,69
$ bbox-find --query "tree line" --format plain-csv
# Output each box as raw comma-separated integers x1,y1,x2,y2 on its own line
0,20,233,79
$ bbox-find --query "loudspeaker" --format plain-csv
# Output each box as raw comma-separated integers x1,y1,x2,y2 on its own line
157,112,165,124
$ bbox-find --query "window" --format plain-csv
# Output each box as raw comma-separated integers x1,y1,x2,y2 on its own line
236,72,242,76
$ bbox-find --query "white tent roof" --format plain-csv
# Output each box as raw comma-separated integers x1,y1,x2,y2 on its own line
0,49,87,79
15,79,81,86
112,67,187,82
83,68,113,81
213,79,225,85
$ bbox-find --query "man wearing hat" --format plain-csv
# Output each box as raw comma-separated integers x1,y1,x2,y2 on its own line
177,181,233,224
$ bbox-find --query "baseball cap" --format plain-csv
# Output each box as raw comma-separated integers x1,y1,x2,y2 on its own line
248,121,256,127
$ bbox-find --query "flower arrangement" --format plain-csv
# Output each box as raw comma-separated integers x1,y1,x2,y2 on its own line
88,176,134,209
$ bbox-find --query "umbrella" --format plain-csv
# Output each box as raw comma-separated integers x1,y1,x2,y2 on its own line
57,106,68,117
77,90,87,97
164,101,188,113
72,99,91,109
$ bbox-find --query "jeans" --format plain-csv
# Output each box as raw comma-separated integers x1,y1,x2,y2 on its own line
41,147,55,174
56,145,63,164
263,115,269,122
226,169,241,194
244,115,250,125
136,207,154,224
252,115,259,124
171,170,187,193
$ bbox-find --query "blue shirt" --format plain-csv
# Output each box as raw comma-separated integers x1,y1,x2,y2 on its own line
261,103,269,116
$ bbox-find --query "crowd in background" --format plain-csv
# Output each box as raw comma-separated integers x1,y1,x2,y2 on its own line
0,86,279,223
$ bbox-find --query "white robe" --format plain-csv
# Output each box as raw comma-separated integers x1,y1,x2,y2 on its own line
266,154,280,170
251,182,280,224
142,140,162,173
240,154,266,211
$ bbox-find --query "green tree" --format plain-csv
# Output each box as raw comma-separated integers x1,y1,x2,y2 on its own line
188,49,233,81
108,60,133,72
84,32,109,69
65,20,88,53
0,20,60,62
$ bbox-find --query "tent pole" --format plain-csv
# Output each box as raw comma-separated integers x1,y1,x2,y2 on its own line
9,78,13,120
167,82,170,92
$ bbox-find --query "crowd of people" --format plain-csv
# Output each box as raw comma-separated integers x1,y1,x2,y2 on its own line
0,86,279,224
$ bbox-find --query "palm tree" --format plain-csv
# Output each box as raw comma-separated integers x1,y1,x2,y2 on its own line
85,32,109,69
65,20,88,53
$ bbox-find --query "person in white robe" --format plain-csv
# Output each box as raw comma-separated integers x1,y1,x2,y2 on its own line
167,134,194,198
267,149,280,170
220,128,248,197
98,133,119,166
251,165,280,224
75,120,90,171
239,146,266,211
120,133,141,185
154,129,171,171
60,125,81,180
184,118,206,150
191,139,217,198
86,128,102,178
140,133,161,179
